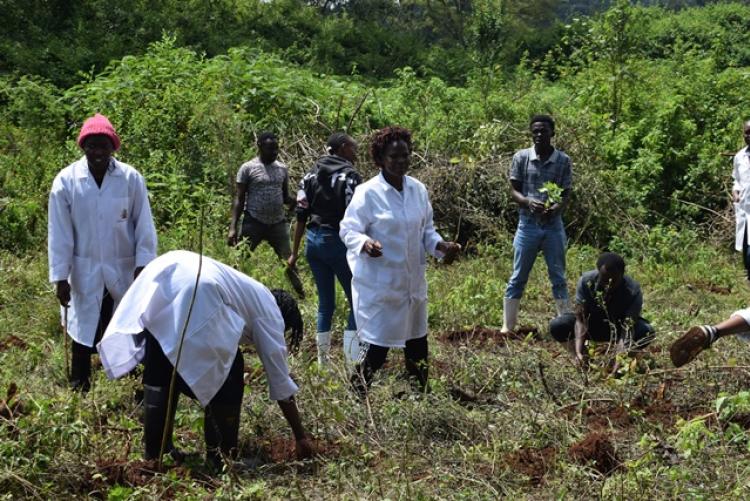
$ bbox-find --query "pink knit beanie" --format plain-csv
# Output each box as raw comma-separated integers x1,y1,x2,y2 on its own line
77,113,121,151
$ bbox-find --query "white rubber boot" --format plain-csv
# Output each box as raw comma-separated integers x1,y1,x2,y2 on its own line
555,298,571,316
343,330,360,366
501,298,520,333
316,331,331,367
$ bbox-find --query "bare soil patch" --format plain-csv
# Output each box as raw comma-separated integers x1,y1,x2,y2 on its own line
505,446,556,485
243,436,340,464
0,335,27,352
438,326,540,345
568,432,620,475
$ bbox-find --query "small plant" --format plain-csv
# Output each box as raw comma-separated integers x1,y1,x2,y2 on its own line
539,181,564,208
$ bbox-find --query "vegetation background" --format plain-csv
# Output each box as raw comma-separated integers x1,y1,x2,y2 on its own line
3,0,750,498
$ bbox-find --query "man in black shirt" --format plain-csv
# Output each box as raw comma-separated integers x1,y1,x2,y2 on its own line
549,252,655,366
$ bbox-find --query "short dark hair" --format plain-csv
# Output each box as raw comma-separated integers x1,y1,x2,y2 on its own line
257,131,277,144
271,289,303,352
370,126,412,167
596,252,625,275
529,114,555,133
326,132,352,155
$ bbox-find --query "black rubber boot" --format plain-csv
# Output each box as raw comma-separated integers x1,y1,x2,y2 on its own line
142,385,179,461
69,351,91,393
204,403,241,471
405,357,429,393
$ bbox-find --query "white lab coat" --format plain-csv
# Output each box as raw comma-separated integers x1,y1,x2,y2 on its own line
97,251,298,407
48,156,157,346
733,147,750,251
339,173,444,348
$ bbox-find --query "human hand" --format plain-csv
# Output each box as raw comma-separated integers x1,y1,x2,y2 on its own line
362,239,383,257
227,228,238,246
527,199,545,215
56,280,71,307
295,436,314,459
437,241,461,265
544,202,561,216
734,191,741,203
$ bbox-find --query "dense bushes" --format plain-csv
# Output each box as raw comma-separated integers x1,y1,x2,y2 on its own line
2,4,750,255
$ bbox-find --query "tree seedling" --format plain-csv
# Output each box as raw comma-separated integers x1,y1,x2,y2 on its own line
539,181,564,208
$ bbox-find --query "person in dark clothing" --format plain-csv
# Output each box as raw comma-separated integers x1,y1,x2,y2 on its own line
289,132,362,366
549,252,655,367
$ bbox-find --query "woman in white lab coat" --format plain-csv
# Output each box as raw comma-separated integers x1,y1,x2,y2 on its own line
48,113,157,391
339,126,461,395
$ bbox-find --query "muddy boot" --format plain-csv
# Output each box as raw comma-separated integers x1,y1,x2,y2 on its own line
316,331,331,367
501,298,520,334
204,403,241,472
670,325,717,367
405,357,429,394
555,298,571,316
343,330,360,367
143,385,179,461
69,351,91,393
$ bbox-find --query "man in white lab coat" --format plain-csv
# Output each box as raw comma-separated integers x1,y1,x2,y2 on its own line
733,119,750,281
97,250,312,469
48,113,157,391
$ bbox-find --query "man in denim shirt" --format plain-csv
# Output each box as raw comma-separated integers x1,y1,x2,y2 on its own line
502,115,572,333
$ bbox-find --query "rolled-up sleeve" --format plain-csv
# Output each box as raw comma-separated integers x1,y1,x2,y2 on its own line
339,189,371,256
251,316,299,401
131,174,158,267
48,175,74,282
422,196,444,258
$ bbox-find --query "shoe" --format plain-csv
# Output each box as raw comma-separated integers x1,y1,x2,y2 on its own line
670,325,716,367
343,330,360,366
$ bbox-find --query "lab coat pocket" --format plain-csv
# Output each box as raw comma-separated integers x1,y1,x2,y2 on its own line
111,256,136,299
70,255,97,294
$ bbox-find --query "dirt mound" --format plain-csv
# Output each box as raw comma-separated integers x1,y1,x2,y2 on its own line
249,436,339,464
505,446,556,485
0,335,27,352
568,432,620,475
94,458,161,487
563,401,632,430
439,326,539,345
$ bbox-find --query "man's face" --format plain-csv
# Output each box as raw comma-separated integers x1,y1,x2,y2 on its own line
596,265,624,298
743,122,750,147
258,138,279,164
530,121,553,149
82,135,114,171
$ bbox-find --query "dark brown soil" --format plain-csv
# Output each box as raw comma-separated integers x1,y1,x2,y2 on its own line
568,432,620,475
505,446,556,485
574,402,632,430
438,326,540,345
249,436,339,464
0,382,25,420
94,458,161,487
0,335,27,352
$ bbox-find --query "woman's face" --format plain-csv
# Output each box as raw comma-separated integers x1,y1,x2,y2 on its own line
381,139,410,179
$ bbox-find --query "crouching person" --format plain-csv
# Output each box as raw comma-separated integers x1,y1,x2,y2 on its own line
97,250,312,469
549,252,655,367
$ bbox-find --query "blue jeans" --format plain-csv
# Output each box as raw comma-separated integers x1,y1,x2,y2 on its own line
305,226,356,332
505,214,568,300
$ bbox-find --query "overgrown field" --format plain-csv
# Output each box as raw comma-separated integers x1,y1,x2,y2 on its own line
3,228,750,499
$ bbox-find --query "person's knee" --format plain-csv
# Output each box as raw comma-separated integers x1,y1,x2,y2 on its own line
549,313,575,342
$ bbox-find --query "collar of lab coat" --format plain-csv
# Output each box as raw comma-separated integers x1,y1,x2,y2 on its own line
376,171,412,193
74,156,122,178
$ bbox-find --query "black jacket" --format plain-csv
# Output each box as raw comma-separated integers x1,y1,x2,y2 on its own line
295,155,361,230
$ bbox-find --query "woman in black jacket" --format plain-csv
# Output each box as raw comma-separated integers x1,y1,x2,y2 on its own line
289,133,361,366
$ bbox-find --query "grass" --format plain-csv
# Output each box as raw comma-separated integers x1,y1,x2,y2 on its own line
3,230,750,499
